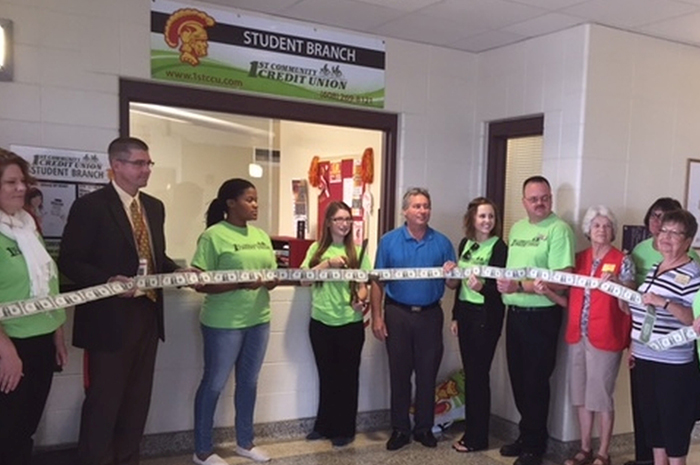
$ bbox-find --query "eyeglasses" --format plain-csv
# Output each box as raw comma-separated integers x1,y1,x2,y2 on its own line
331,217,353,224
524,195,551,204
461,242,480,261
658,227,686,239
120,159,155,168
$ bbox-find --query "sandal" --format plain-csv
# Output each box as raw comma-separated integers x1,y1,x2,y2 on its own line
451,437,486,453
564,449,593,465
592,455,611,465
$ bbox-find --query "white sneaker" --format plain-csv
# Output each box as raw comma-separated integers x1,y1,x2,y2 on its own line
192,452,228,465
235,445,271,462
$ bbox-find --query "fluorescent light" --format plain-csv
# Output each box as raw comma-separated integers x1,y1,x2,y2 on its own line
130,109,191,125
0,19,12,81
130,103,272,138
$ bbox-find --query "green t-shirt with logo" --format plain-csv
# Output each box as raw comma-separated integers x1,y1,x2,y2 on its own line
503,213,575,307
631,237,700,286
0,233,65,338
301,242,372,327
191,222,276,330
458,236,500,305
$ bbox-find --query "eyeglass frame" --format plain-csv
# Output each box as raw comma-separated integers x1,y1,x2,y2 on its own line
118,159,155,168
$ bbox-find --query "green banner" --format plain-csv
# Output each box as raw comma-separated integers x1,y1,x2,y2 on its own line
151,1,385,108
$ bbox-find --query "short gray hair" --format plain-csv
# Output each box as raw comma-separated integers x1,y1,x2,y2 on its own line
402,187,431,210
581,205,618,241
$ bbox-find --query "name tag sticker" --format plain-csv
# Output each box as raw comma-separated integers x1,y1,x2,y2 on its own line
601,263,616,273
675,273,690,285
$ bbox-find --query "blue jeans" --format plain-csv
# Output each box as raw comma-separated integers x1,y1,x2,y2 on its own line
194,323,270,454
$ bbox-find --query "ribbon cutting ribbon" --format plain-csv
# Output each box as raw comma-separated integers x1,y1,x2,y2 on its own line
1,265,694,351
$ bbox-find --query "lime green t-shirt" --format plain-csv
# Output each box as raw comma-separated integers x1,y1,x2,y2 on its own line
0,233,65,338
301,242,372,326
693,293,700,364
631,237,700,286
457,236,500,304
191,222,276,329
503,213,575,307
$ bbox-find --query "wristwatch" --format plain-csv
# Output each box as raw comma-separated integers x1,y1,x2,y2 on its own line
663,299,670,310
517,281,524,293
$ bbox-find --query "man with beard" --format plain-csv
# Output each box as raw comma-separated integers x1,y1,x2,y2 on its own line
370,187,456,451
496,176,575,465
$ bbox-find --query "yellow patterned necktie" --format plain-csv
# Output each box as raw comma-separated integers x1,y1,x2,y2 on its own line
130,199,157,302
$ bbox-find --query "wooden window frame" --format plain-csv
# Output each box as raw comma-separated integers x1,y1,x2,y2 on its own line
486,115,544,214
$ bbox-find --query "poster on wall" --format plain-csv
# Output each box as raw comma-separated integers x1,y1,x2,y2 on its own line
292,179,309,238
11,145,110,256
150,0,385,108
315,158,366,244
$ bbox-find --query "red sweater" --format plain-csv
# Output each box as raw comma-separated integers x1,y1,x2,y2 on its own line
566,247,631,351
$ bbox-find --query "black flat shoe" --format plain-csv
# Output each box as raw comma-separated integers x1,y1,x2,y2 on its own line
386,430,411,451
514,452,543,465
305,430,324,441
413,431,437,448
331,436,354,447
452,437,486,453
500,440,524,457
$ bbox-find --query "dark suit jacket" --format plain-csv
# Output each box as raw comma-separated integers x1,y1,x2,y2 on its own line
58,183,179,351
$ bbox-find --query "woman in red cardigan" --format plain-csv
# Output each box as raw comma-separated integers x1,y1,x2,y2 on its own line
564,206,635,465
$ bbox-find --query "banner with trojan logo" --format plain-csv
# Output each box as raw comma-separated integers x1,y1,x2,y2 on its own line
150,0,386,108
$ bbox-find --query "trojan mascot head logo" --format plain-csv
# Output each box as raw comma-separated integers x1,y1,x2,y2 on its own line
164,9,215,66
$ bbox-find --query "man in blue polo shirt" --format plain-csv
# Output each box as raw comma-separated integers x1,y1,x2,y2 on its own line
370,187,456,451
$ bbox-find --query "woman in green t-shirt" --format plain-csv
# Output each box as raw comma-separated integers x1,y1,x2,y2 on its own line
301,201,370,448
0,148,67,464
192,179,277,465
448,197,507,453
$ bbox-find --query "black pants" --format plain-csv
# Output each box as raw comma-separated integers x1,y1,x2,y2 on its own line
630,364,653,463
454,300,504,449
384,302,443,434
0,332,56,465
77,299,159,465
631,358,699,458
309,319,365,438
505,306,561,455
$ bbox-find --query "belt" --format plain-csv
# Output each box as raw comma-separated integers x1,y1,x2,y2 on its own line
509,305,557,312
386,296,440,312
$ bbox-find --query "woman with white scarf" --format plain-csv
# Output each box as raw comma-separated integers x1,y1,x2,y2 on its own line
0,148,67,465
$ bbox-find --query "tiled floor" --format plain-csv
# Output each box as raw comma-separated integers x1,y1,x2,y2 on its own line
139,430,666,465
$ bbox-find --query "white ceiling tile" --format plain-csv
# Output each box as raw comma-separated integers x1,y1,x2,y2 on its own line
350,0,444,13
197,0,700,56
374,12,480,46
450,29,527,52
201,0,304,15
562,0,700,28
282,0,404,31
505,0,589,10
638,10,700,44
424,0,547,29
503,12,584,36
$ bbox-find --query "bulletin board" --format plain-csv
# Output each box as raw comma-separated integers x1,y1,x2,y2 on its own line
316,158,367,244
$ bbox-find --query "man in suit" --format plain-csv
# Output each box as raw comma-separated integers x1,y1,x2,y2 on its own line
59,137,181,465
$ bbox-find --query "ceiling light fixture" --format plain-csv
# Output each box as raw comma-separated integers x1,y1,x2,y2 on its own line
0,19,13,82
